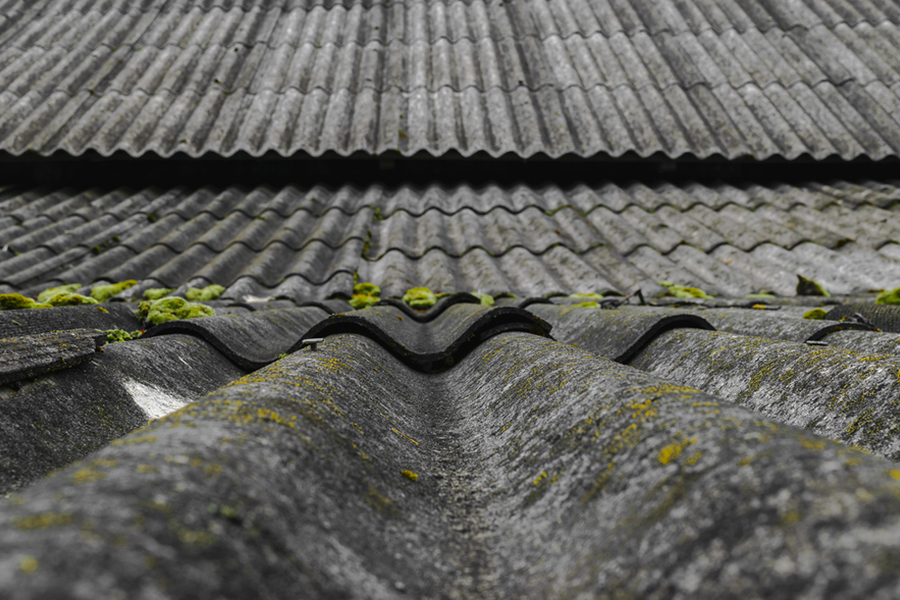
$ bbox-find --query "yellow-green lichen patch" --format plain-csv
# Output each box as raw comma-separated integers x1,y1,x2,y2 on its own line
70,467,106,484
657,436,698,465
656,281,712,299
90,280,137,302
796,275,830,297
366,484,399,517
19,556,38,574
402,287,437,309
401,470,418,482
185,284,226,302
573,302,600,309
569,292,604,302
877,287,900,305
143,288,174,301
138,297,215,325
12,512,74,530
803,308,828,320
350,282,381,309
525,467,564,506
36,284,81,303
111,434,158,446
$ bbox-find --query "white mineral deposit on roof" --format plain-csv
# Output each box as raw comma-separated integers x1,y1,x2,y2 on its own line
122,378,189,420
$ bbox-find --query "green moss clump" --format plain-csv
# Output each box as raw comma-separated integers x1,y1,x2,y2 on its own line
471,291,494,306
350,282,381,309
403,287,437,309
876,287,900,305
144,288,174,301
656,281,712,299
803,308,828,320
36,284,81,303
138,297,215,325
796,275,830,297
45,293,98,306
574,302,600,309
0,294,48,310
569,292,604,301
185,284,226,302
90,280,137,302
745,291,775,300
103,329,134,343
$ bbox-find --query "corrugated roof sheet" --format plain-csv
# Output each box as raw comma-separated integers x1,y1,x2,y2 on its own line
1,0,900,158
5,302,900,596
1,178,898,300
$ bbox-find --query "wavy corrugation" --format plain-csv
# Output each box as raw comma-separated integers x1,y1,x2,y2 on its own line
0,0,899,158
0,179,898,300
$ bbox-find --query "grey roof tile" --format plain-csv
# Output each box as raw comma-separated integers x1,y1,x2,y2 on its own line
7,329,900,597
3,179,900,299
0,0,898,157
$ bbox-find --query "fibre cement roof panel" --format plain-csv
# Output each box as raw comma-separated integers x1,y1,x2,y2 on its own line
4,311,900,597
1,178,898,301
2,0,900,158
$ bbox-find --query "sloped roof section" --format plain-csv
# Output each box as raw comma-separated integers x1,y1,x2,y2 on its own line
1,0,900,159
1,178,898,299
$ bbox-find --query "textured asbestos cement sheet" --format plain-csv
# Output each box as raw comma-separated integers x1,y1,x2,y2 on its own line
4,334,900,597
629,327,900,460
144,305,329,369
614,304,875,342
0,328,104,385
1,0,900,158
2,179,900,302
0,333,245,494
292,303,552,371
0,303,140,338
527,303,714,362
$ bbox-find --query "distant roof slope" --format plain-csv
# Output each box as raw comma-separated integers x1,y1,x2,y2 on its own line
1,0,900,159
1,178,898,300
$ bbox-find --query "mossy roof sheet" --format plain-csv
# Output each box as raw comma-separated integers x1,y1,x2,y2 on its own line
5,324,900,598
1,179,899,301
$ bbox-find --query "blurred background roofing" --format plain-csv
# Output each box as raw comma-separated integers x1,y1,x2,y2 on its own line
1,0,900,159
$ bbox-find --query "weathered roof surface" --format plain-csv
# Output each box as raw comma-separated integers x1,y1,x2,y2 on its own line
6,318,900,597
3,0,900,159
1,178,899,300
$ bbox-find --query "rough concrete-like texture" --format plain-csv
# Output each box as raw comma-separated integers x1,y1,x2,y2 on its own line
630,328,900,459
145,307,329,369
0,335,244,494
292,304,551,371
629,306,875,342
0,304,140,337
529,304,713,361
2,334,900,598
827,304,900,333
0,329,104,385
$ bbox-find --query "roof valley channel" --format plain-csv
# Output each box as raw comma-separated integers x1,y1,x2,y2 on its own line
7,332,900,596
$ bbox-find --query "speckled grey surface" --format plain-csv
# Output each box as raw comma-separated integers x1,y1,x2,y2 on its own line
0,334,245,494
0,304,140,338
144,306,329,369
629,328,900,460
3,333,900,598
827,303,900,333
528,303,714,362
291,303,552,371
0,329,104,385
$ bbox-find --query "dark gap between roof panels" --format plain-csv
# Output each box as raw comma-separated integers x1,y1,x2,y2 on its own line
2,151,899,190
